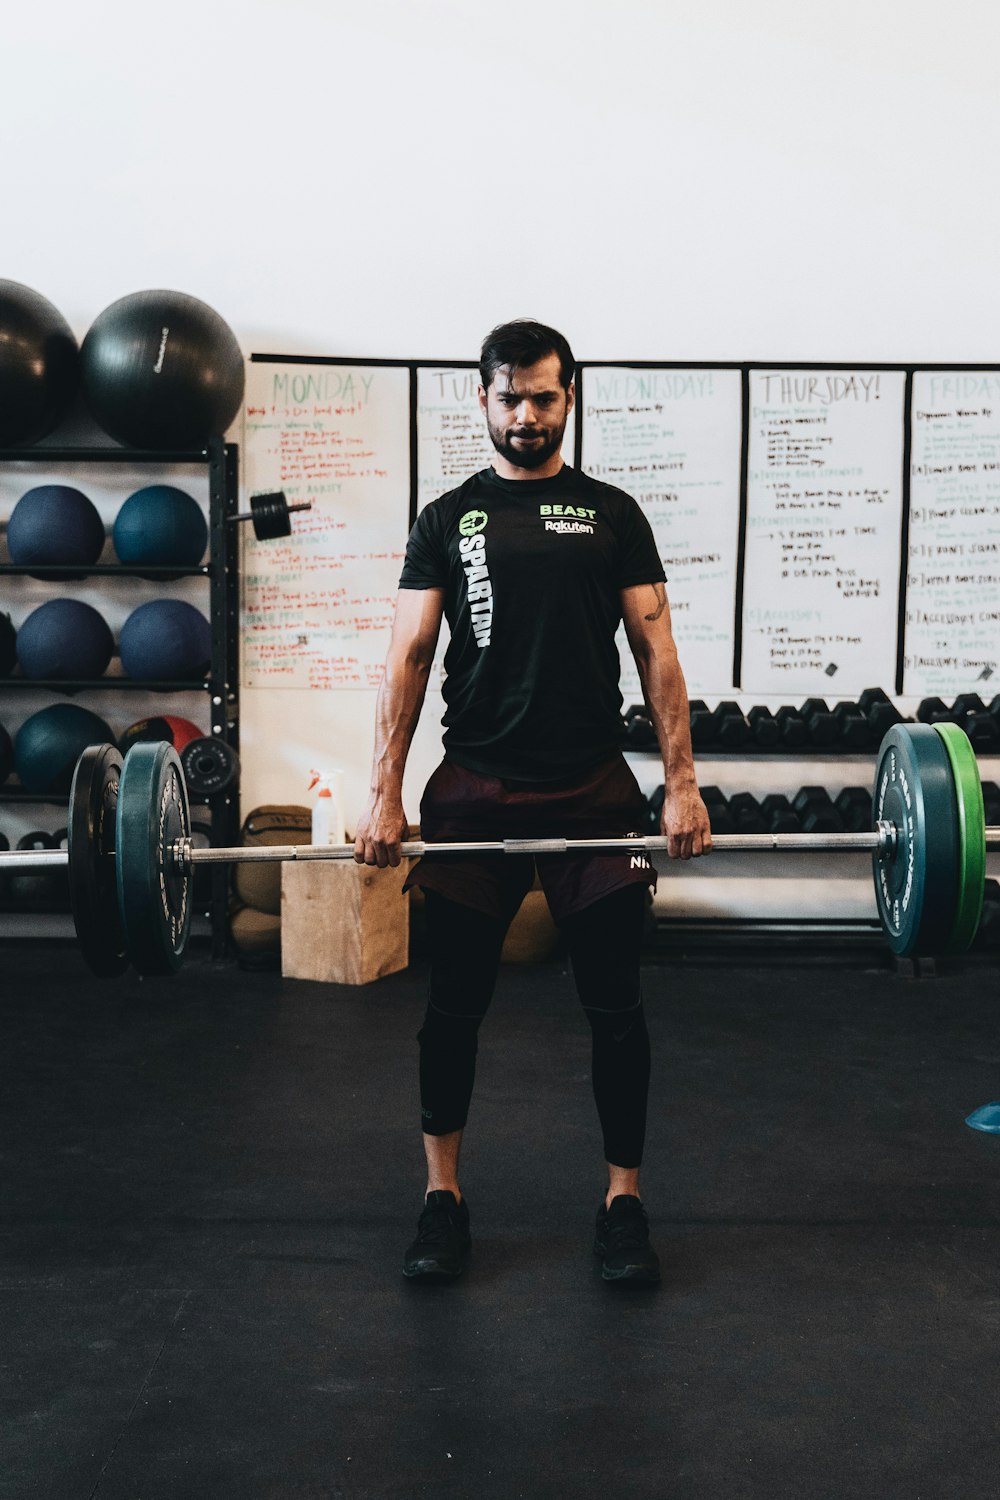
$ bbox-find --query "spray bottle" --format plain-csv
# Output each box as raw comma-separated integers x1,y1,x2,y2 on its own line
308,769,346,846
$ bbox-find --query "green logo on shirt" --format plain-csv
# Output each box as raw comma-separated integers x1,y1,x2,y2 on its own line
458,509,488,537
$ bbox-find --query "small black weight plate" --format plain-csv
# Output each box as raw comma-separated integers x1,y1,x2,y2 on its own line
117,742,192,976
872,724,958,957
250,491,292,541
180,736,240,797
68,743,130,977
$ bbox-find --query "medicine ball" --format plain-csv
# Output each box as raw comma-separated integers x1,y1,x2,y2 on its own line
80,289,245,449
0,280,79,445
119,600,211,681
119,715,203,754
0,612,15,676
16,599,115,681
14,703,114,793
0,721,13,785
7,485,105,572
112,485,209,566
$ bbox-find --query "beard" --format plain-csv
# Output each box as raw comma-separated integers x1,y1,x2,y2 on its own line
487,414,567,471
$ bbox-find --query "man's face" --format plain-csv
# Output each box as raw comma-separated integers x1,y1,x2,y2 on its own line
479,353,574,471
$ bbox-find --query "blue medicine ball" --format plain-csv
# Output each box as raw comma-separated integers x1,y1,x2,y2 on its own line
7,485,106,569
16,599,115,680
119,599,211,680
14,703,114,793
113,485,209,566
0,721,12,785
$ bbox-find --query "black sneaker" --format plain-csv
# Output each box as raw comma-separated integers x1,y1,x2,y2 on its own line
403,1190,471,1280
594,1194,661,1284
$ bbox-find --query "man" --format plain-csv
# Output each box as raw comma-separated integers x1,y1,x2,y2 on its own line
354,319,711,1285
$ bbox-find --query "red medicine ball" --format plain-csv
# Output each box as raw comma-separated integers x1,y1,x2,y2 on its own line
119,715,204,755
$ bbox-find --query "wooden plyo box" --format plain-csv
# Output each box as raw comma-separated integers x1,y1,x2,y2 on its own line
280,860,410,985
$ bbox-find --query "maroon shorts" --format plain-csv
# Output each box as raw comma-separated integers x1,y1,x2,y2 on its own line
404,755,656,923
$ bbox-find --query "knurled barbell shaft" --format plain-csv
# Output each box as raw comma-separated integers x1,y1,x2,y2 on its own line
1,849,70,870
174,822,956,869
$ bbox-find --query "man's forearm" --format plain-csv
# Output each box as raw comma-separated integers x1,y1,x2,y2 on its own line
635,643,698,786
368,650,432,796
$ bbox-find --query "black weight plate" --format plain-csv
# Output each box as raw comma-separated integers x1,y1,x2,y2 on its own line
68,743,129,976
872,724,959,956
117,742,192,975
250,491,291,541
180,736,240,797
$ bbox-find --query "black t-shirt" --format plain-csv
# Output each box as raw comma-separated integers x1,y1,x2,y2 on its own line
399,465,665,779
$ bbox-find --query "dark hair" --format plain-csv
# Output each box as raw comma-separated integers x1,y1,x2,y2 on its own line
479,319,575,392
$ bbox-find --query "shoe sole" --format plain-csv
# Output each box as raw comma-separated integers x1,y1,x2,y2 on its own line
402,1260,467,1281
600,1263,660,1284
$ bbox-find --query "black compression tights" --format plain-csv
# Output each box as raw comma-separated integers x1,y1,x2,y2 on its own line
417,883,650,1168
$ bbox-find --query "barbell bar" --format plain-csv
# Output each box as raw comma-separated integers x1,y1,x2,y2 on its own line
234,491,313,542
0,723,995,976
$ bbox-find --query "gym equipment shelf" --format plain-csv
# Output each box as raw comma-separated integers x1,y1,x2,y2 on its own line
0,436,240,956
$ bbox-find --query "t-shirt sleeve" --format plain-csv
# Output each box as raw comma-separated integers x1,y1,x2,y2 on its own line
398,504,448,589
615,495,667,588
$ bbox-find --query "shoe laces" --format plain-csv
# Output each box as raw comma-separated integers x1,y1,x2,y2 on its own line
415,1203,460,1247
604,1201,650,1251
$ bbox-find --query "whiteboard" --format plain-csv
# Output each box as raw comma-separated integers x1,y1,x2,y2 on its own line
903,371,1000,694
579,366,743,698
242,361,410,689
416,365,575,511
741,369,906,694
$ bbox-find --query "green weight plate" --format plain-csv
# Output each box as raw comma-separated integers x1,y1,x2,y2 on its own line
872,724,959,956
68,743,129,976
116,741,192,975
932,722,986,953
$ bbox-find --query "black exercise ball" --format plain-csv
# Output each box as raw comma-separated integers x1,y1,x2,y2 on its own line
0,280,79,445
6,485,106,570
0,612,15,675
0,720,12,785
16,599,115,680
113,484,209,566
119,599,211,680
14,704,114,793
80,289,245,449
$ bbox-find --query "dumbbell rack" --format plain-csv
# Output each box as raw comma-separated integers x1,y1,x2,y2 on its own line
0,437,240,957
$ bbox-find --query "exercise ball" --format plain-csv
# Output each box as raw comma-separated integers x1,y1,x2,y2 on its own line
0,720,12,785
119,715,203,754
113,485,208,566
16,599,114,680
0,280,79,445
80,289,245,449
14,704,114,793
0,612,15,676
119,600,211,680
7,485,105,570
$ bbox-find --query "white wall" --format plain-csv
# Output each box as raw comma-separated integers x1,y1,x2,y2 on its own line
4,0,999,914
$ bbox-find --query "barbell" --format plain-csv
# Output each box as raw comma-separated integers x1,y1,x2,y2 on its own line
2,723,997,977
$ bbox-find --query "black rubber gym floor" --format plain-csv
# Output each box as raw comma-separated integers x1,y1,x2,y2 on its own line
3,941,1000,1499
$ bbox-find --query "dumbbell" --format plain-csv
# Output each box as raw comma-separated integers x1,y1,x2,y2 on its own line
834,786,872,833
801,698,839,748
623,704,657,749
747,706,780,748
792,786,845,834
760,794,802,834
708,702,750,749
700,786,736,834
858,687,904,739
775,706,809,750
728,792,767,834
951,694,1000,752
688,700,714,749
982,781,1000,828
917,697,955,726
832,701,871,750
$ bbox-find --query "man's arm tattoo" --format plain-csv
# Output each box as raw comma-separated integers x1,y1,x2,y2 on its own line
644,583,667,622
